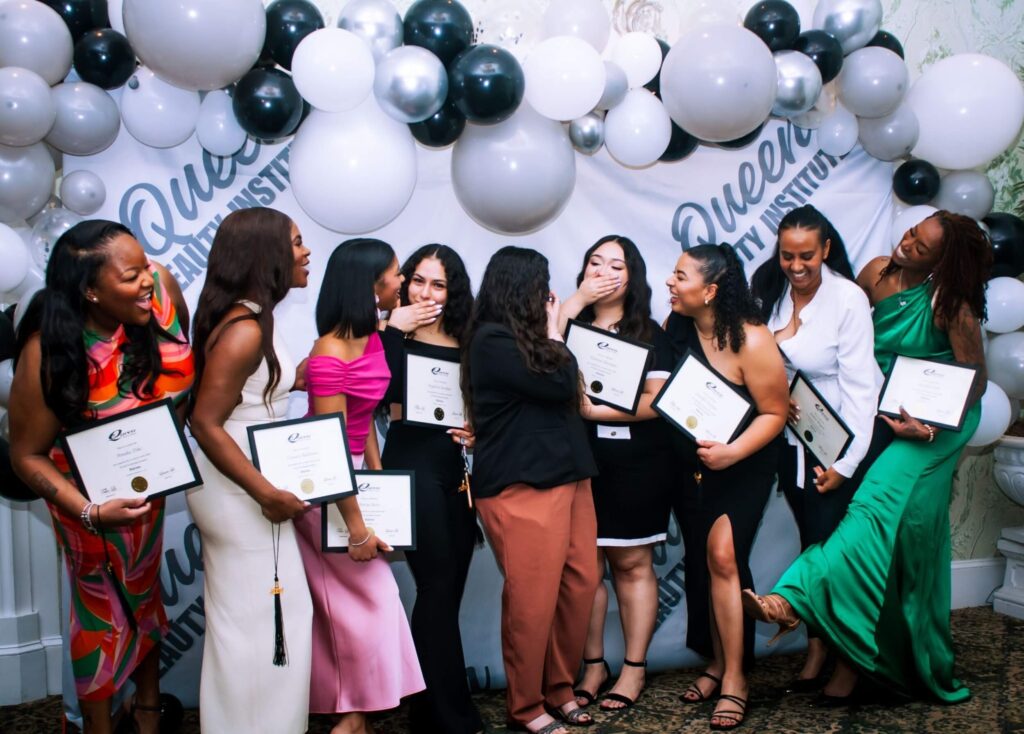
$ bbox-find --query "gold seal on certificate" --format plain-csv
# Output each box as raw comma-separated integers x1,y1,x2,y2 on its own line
60,399,202,503
322,470,416,552
247,413,358,504
565,320,653,415
653,350,754,443
878,355,979,432
404,353,465,429
788,371,853,469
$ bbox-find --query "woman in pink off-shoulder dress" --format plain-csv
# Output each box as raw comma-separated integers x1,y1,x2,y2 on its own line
293,237,424,734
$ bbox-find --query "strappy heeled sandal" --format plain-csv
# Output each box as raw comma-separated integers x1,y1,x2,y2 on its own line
507,718,570,734
546,701,594,727
709,693,748,731
741,589,800,645
599,658,646,712
679,671,721,704
572,657,611,707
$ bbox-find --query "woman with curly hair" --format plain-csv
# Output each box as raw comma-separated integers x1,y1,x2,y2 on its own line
464,246,601,734
664,244,789,730
379,244,483,734
743,211,992,706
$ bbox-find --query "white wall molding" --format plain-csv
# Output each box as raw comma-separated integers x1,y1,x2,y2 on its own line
952,557,1006,610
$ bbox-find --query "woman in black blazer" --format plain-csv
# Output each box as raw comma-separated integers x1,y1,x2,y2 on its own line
465,246,601,734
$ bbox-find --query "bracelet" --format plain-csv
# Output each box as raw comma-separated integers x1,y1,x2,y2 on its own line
351,526,374,547
80,502,98,535
925,424,935,443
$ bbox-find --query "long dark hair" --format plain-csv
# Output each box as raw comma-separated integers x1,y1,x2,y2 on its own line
399,244,473,344
317,238,395,339
190,207,294,409
879,210,992,324
750,205,855,321
575,235,653,342
19,220,178,427
688,243,762,353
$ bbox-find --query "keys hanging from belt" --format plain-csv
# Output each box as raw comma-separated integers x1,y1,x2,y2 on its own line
459,445,473,509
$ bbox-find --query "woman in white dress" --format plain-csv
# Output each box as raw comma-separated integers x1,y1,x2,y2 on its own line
187,207,314,733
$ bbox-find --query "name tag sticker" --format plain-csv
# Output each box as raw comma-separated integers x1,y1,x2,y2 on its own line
597,425,631,440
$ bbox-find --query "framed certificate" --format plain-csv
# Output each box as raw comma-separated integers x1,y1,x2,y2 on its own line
789,371,853,469
321,470,416,551
403,353,466,429
653,349,754,443
565,320,653,415
877,355,979,432
247,413,358,504
60,398,202,503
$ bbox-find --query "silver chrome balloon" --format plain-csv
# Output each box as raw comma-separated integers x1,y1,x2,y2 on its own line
374,46,448,124
812,0,883,55
569,112,605,155
772,50,823,117
337,0,403,63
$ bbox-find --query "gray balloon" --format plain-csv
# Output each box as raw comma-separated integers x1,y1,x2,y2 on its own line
812,0,883,55
857,104,918,161
59,171,107,216
0,142,56,224
933,171,995,220
338,0,403,63
45,83,121,156
836,46,907,118
595,62,628,111
452,104,576,235
374,46,447,124
0,67,56,147
0,1,73,86
772,51,823,117
123,0,266,91
569,112,605,155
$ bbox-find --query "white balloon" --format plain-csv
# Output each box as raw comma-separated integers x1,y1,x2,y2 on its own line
196,90,248,157
0,142,55,225
604,89,671,167
932,171,995,221
984,277,1024,334
46,82,121,156
595,61,629,110
542,0,610,52
0,67,56,147
0,1,73,86
816,102,858,156
108,0,125,34
890,204,937,247
0,223,30,292
610,32,663,88
988,332,1024,399
836,47,908,118
290,97,416,233
968,380,1013,447
0,359,13,408
678,0,741,30
857,104,918,161
523,36,606,122
907,54,1024,171
790,83,838,130
292,28,375,112
59,171,106,216
120,68,201,149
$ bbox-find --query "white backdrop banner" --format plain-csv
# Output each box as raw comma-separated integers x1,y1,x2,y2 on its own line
65,120,895,705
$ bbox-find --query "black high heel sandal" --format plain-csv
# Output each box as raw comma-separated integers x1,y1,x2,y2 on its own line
709,693,748,731
572,657,611,707
679,671,721,704
598,658,646,712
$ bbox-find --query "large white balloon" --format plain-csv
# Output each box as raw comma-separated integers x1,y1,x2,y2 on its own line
290,98,417,234
604,89,671,167
120,68,201,149
542,0,610,52
816,102,858,156
0,223,30,293
660,24,776,143
932,171,995,221
0,67,56,148
123,0,266,92
907,54,1024,171
988,332,1024,399
857,104,918,161
196,90,248,158
890,205,937,247
45,82,121,156
610,32,663,89
984,277,1024,334
0,1,73,86
968,380,1013,447
836,47,908,119
0,142,55,225
451,104,576,234
812,0,882,55
292,28,375,112
59,171,106,216
523,36,606,122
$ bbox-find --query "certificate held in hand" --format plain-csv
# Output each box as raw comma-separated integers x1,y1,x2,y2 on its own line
322,470,416,551
404,353,465,429
788,371,853,469
877,355,979,432
653,350,754,443
247,413,358,504
565,320,653,415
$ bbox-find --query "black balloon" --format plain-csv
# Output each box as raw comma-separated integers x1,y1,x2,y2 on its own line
159,693,185,734
73,29,136,90
1,438,37,503
893,159,941,205
793,30,843,84
743,0,801,52
716,123,766,149
0,312,14,363
41,0,108,43
233,68,304,140
866,30,904,59
263,0,324,71
448,45,524,125
403,0,474,67
409,96,466,147
644,38,671,99
660,122,699,162
984,212,1024,278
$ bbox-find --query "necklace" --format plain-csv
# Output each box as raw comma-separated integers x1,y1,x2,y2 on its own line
897,269,907,308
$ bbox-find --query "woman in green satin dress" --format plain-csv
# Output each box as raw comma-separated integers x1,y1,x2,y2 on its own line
742,211,992,705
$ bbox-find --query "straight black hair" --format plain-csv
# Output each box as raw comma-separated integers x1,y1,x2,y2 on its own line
316,238,396,338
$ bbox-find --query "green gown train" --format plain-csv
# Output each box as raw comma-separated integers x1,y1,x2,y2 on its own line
772,278,980,703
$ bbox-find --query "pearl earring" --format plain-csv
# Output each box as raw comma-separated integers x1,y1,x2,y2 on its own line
703,297,709,306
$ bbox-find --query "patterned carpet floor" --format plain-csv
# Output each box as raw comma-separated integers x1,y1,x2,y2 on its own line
3,606,1022,733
